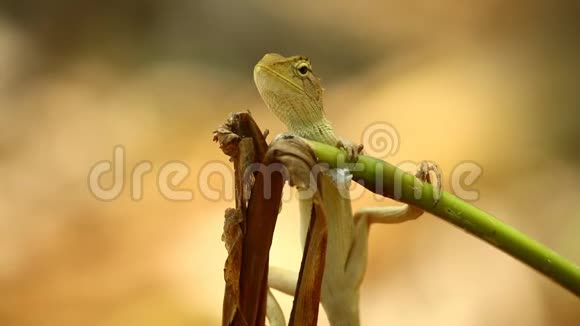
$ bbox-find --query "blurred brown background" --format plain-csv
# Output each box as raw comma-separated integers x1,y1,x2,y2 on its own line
0,1,579,325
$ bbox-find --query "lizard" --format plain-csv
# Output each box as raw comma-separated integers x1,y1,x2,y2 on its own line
253,53,439,325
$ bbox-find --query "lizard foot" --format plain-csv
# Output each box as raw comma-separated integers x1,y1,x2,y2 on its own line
336,138,364,162
415,160,442,204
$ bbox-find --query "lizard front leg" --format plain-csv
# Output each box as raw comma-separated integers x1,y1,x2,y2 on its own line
346,161,441,287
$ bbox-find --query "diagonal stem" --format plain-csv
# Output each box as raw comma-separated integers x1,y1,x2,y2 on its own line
305,139,580,296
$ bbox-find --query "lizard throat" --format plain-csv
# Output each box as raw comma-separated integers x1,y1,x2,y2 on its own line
293,119,338,145
260,90,338,145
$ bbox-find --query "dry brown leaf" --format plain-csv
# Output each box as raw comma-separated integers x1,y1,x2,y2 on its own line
215,112,328,326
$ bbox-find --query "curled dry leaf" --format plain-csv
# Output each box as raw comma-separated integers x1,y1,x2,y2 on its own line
222,208,244,325
267,135,328,326
215,112,328,326
213,127,241,158
266,135,318,190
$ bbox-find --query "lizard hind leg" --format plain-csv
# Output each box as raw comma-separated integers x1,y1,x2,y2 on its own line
268,266,298,297
345,204,424,285
267,288,286,326
266,266,298,326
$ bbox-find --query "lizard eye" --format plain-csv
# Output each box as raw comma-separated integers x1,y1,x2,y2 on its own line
296,62,310,76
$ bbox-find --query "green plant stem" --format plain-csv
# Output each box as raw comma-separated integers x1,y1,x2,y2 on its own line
305,139,580,296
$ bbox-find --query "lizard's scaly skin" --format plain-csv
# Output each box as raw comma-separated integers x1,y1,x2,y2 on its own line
254,53,339,145
254,53,361,326
255,53,433,326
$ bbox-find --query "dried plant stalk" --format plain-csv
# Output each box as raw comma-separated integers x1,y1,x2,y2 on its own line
215,112,328,326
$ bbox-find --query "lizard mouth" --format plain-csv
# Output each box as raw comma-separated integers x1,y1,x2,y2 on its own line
254,64,304,94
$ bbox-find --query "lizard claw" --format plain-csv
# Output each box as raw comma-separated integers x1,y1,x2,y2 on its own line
336,138,364,163
415,160,442,204
273,132,297,142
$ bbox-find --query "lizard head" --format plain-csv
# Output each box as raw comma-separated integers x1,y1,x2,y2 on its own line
253,53,326,132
